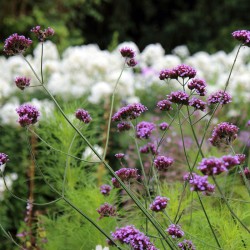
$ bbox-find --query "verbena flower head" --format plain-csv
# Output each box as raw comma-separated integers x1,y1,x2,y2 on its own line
150,196,170,212
140,143,158,155
157,99,173,111
207,90,232,105
209,122,239,147
235,154,246,164
75,109,92,124
16,104,40,127
173,64,197,79
15,76,31,90
189,98,206,111
127,58,138,67
242,167,250,180
166,224,185,239
159,122,169,131
159,69,178,80
117,121,132,132
167,91,189,105
187,78,207,96
112,103,148,122
115,153,125,159
154,155,174,171
178,239,196,250
232,30,250,46
112,168,139,188
120,47,135,58
97,203,117,220
4,33,32,55
197,157,227,175
221,155,243,170
111,225,158,250
100,184,112,196
0,153,9,166
136,121,156,139
31,26,55,42
184,173,215,195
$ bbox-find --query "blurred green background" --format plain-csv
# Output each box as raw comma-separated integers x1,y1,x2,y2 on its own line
1,0,250,54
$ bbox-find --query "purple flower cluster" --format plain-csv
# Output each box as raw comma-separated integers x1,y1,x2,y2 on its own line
112,168,139,188
222,154,245,169
184,173,215,195
0,153,9,166
159,64,196,80
140,143,158,155
207,90,232,105
209,122,239,147
167,91,189,105
197,157,227,175
154,155,174,171
159,122,169,131
159,69,177,80
174,64,197,79
166,224,185,239
178,240,196,250
111,225,158,250
100,184,112,196
136,121,156,139
232,30,250,46
120,47,138,67
15,76,31,90
97,203,117,220
242,167,250,179
31,26,55,42
197,155,245,176
112,103,148,122
117,121,132,132
157,99,173,111
4,33,32,55
187,78,207,96
75,109,92,124
149,196,169,212
115,153,125,159
16,104,40,127
120,47,135,58
189,98,206,111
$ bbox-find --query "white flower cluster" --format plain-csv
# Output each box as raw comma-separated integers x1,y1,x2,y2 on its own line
1,41,250,125
0,173,18,200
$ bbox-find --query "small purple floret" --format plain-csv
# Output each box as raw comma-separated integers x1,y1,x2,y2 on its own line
188,78,207,96
120,47,135,58
16,104,40,127
167,224,185,239
112,103,148,122
154,155,174,171
150,196,170,212
111,225,158,250
97,203,117,220
157,100,173,111
112,168,139,188
184,173,215,195
31,26,55,42
189,98,206,111
207,90,232,105
15,76,31,90
232,30,250,46
0,153,9,166
100,184,112,196
75,109,92,124
209,122,239,147
4,33,32,55
136,121,156,139
167,91,189,105
178,239,196,250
